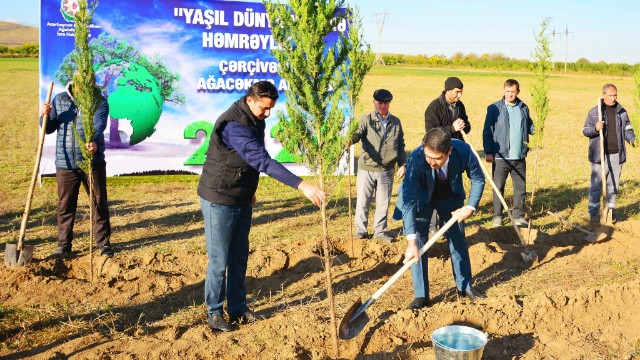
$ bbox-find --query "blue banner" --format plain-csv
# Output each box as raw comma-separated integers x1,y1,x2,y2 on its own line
40,0,349,176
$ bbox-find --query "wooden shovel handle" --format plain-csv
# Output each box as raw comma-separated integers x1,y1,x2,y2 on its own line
598,98,607,207
370,214,460,301
18,82,54,250
460,131,529,249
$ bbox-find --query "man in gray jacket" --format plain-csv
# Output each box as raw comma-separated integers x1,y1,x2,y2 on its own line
352,89,406,242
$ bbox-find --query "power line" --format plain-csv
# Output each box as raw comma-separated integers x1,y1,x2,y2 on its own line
373,12,388,65
564,26,574,72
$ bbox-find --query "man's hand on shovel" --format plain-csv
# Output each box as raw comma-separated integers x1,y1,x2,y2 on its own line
403,207,473,265
403,239,419,265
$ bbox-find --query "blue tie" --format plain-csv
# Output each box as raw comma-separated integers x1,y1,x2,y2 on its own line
437,168,446,181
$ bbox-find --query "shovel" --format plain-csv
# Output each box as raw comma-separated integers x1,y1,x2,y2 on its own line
4,82,54,269
546,210,597,243
460,131,538,264
339,214,460,340
595,98,613,241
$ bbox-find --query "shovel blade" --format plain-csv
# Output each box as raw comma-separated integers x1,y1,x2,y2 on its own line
520,250,538,265
4,244,34,269
4,243,17,268
338,298,372,341
583,234,597,243
17,245,34,267
594,225,613,241
600,207,613,226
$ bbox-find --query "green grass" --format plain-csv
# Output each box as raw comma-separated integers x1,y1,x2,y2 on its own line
2,59,639,249
1,58,639,358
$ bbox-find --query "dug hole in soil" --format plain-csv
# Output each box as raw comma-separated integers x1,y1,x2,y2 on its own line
2,219,640,359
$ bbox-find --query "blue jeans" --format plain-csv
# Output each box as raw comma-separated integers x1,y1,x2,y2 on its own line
410,197,473,298
200,198,252,317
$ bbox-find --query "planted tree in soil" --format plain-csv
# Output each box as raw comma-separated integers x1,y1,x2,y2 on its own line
342,6,374,255
71,0,101,280
632,68,640,146
528,17,552,237
264,1,371,357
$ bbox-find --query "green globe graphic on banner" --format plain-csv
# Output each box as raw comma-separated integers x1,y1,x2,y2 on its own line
95,59,163,146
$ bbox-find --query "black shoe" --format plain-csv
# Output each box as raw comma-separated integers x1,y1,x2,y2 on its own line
208,314,231,332
229,310,259,325
52,246,71,257
100,246,115,258
354,232,368,239
407,297,430,310
457,288,485,302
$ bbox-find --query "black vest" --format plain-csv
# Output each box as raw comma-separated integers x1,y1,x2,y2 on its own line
197,96,265,206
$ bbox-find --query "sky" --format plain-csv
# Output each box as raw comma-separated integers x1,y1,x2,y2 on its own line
3,0,640,64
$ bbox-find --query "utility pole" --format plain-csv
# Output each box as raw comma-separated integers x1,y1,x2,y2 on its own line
564,26,574,72
551,28,560,71
373,12,388,65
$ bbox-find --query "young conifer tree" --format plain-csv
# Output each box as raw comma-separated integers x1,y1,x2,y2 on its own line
265,1,371,357
528,17,552,231
72,0,101,279
342,6,374,254
632,68,640,144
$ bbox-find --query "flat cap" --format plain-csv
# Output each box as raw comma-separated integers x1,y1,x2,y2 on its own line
373,89,393,102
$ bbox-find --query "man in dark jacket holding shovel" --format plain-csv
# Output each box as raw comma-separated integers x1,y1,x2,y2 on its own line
394,127,485,309
198,81,326,332
583,83,635,222
40,81,114,258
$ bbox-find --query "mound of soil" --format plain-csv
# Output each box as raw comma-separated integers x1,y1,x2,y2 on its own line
2,220,639,359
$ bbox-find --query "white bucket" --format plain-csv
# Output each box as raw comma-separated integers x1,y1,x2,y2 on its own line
432,325,488,360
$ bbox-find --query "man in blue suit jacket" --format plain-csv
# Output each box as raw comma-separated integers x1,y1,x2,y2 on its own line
394,127,485,309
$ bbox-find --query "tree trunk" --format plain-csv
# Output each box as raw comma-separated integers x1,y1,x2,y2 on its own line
319,174,338,358
347,147,354,258
88,166,94,282
527,132,542,240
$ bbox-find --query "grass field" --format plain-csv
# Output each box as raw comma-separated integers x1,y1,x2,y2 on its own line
1,58,640,359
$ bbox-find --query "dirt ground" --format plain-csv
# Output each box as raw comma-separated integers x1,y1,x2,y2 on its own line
1,214,639,360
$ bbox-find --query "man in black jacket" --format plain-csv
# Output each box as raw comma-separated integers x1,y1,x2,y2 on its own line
424,76,471,141
423,77,471,235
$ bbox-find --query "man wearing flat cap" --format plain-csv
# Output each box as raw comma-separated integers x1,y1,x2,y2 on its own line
351,89,407,242
423,77,472,237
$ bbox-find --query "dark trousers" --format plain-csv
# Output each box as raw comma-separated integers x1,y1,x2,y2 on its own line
410,196,473,298
56,161,111,250
491,159,526,219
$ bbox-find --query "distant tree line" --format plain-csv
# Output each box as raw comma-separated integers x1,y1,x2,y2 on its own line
381,52,640,76
0,43,38,57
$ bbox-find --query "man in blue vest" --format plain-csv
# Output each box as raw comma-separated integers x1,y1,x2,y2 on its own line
394,127,485,309
197,81,326,332
40,81,114,258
